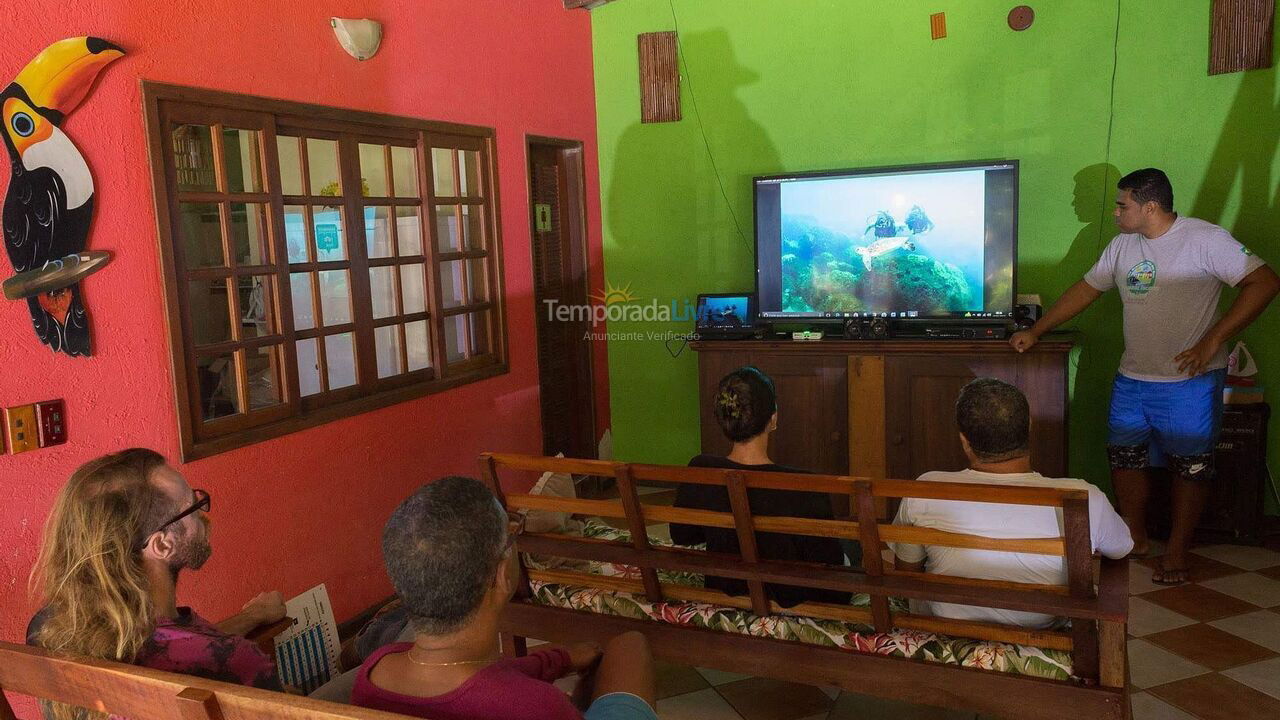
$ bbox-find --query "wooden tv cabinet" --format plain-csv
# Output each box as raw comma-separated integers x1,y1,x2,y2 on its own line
691,333,1075,486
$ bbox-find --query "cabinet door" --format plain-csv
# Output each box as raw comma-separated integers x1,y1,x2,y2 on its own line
698,352,848,475
883,353,1067,480
751,354,849,475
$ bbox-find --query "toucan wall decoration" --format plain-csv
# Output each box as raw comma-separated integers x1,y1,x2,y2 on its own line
1,36,123,356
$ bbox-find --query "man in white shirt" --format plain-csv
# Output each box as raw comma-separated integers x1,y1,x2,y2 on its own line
892,378,1133,629
1010,168,1279,584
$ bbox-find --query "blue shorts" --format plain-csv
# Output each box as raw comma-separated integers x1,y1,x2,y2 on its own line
1106,369,1225,479
583,692,658,720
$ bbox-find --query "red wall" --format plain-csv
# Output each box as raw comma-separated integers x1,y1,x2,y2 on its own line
0,0,606,706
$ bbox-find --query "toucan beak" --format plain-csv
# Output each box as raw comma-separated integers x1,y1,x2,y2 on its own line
13,37,124,116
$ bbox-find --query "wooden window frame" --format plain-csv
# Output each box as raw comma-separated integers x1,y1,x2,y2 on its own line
142,82,509,461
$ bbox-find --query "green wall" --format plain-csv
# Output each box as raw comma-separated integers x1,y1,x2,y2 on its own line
593,1,1280,505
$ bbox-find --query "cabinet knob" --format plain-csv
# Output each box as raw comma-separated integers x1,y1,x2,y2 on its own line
892,433,904,446
830,431,841,441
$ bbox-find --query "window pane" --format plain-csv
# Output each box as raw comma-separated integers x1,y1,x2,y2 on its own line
318,270,352,325
444,314,467,363
467,259,488,304
359,143,388,197
375,324,403,378
179,202,225,268
222,128,262,193
289,272,315,331
308,138,341,196
172,124,216,192
197,354,240,420
405,320,430,371
431,148,456,197
238,275,276,339
277,135,304,196
439,260,465,308
400,263,426,314
391,146,419,198
459,150,481,197
245,344,283,410
462,205,484,250
284,205,308,263
364,206,393,259
396,207,422,256
435,205,460,252
189,278,231,346
230,202,269,266
296,337,321,396
313,206,346,261
325,332,357,389
369,266,397,319
469,311,491,356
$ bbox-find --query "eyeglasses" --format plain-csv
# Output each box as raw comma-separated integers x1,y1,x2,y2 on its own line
503,511,526,553
137,489,210,550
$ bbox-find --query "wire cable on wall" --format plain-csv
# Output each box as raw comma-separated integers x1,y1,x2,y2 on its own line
667,0,753,253
1095,0,1123,257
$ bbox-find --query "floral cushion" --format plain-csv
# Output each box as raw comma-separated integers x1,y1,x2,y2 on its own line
524,520,1074,681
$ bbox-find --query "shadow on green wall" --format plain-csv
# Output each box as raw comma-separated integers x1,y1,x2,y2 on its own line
1190,67,1280,514
1192,69,1280,255
606,28,780,281
1019,163,1123,487
1064,163,1123,488
606,29,781,463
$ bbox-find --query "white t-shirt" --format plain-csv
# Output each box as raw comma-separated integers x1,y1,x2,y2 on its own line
891,469,1133,629
1083,216,1266,382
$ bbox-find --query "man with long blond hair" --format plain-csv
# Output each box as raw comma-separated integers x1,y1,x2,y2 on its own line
29,448,287,718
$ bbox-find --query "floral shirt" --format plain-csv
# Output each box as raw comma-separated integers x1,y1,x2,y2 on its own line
135,607,281,690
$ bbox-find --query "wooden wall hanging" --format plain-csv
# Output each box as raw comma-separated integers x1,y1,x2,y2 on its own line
1210,0,1275,75
1008,6,1035,32
930,13,948,40
638,31,681,123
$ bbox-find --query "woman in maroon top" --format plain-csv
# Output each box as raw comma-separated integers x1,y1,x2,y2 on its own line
352,476,658,720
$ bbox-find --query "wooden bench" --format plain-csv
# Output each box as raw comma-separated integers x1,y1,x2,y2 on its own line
0,640,413,720
481,452,1130,720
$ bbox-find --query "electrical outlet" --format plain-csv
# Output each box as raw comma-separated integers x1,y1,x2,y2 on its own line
4,404,37,454
36,399,67,447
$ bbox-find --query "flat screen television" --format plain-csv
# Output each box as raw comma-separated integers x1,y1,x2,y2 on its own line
754,160,1017,321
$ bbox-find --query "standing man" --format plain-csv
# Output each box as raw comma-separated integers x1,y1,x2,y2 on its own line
1010,168,1279,584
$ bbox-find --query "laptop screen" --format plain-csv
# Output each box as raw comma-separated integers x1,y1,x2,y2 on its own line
696,294,755,331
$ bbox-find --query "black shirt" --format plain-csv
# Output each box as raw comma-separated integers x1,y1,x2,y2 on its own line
670,455,852,608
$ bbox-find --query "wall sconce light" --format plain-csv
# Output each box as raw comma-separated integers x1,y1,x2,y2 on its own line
331,18,382,61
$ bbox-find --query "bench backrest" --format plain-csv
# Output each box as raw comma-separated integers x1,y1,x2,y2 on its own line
0,641,411,720
480,452,1128,683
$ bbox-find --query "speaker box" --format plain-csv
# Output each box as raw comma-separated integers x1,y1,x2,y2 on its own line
843,318,889,340
1013,303,1042,330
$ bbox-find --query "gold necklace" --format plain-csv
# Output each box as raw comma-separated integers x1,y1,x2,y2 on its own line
404,648,498,667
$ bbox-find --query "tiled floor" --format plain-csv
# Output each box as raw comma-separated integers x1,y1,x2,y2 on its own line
1126,543,1280,720
569,541,1280,719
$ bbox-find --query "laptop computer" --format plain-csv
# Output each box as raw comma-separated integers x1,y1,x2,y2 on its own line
695,293,757,340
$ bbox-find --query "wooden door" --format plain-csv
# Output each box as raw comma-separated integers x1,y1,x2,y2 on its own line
529,140,596,458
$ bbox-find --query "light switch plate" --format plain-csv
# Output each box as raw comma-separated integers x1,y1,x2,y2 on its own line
36,399,67,447
5,404,37,454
